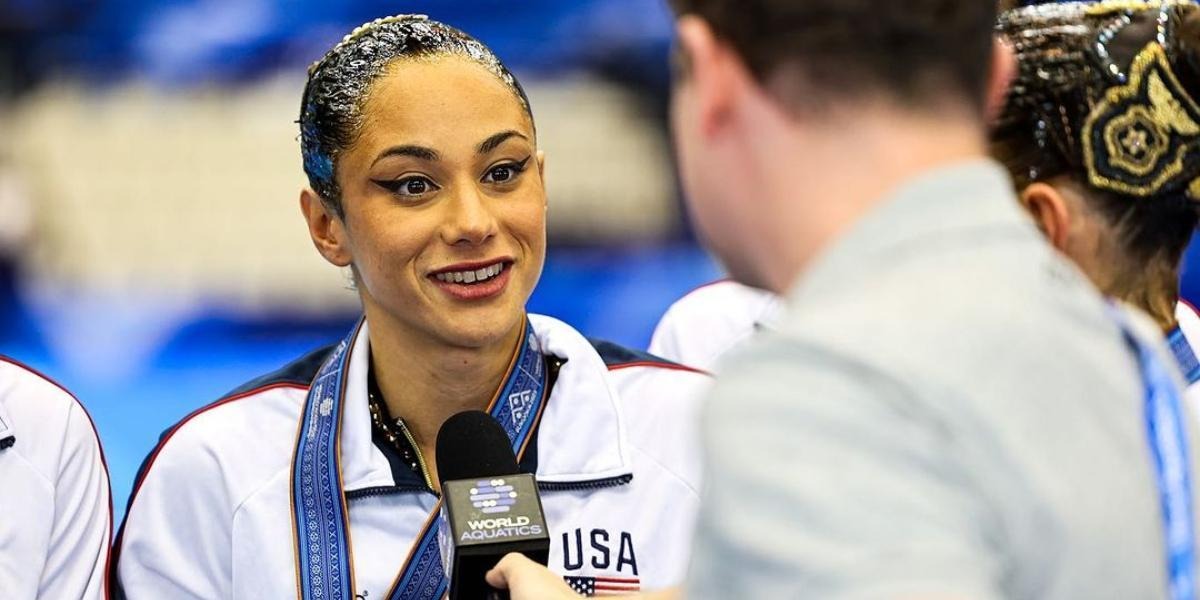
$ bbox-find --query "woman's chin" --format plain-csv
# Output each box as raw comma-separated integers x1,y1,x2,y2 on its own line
430,308,527,350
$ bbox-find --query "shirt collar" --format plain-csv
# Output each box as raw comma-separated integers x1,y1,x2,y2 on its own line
338,315,632,493
787,159,1031,306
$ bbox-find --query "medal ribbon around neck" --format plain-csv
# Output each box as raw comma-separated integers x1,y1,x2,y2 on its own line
290,317,550,600
1169,326,1200,385
1110,306,1197,600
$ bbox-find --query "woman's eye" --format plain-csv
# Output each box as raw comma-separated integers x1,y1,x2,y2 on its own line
375,176,439,197
488,166,515,183
402,178,430,195
483,157,531,184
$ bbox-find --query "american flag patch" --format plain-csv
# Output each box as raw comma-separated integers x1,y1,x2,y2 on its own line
563,575,641,596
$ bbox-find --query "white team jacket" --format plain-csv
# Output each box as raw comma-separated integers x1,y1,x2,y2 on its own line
0,357,112,600
114,315,710,599
649,280,780,372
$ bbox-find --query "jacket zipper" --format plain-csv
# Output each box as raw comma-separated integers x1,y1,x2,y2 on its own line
346,485,428,500
346,474,633,500
395,418,437,492
537,474,633,492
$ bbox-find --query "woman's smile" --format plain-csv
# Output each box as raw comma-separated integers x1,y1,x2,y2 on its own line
428,258,514,301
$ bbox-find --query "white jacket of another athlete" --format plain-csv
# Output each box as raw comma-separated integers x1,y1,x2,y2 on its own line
0,357,112,600
650,281,780,373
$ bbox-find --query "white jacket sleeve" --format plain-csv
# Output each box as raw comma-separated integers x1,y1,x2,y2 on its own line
115,422,234,600
37,402,112,600
647,304,689,365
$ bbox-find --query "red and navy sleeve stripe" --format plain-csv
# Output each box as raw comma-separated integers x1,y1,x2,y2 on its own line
586,339,709,375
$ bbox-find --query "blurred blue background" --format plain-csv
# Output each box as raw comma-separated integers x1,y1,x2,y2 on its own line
3,0,1200,522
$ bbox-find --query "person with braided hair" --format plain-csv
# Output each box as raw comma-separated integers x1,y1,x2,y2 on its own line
111,15,710,600
994,0,1200,401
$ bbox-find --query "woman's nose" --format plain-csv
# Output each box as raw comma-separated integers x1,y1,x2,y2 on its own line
442,184,498,246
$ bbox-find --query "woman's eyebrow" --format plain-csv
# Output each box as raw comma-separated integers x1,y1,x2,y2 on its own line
477,130,528,155
373,145,440,166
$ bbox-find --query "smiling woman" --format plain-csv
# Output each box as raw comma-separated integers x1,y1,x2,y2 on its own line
110,14,711,600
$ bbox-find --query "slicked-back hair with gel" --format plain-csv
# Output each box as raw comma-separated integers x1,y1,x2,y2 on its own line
299,14,533,216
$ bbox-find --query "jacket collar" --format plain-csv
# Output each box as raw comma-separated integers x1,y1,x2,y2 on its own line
337,315,632,493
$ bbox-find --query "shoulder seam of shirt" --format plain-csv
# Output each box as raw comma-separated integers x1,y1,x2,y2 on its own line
110,379,307,592
1182,298,1200,319
219,343,333,398
586,338,710,376
111,344,331,588
679,278,735,299
0,355,85,410
121,380,310,512
126,341,330,507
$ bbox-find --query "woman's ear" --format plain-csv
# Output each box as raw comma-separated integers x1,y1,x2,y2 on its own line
1019,182,1072,251
300,188,353,267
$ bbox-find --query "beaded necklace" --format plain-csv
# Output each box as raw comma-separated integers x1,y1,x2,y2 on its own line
366,365,433,488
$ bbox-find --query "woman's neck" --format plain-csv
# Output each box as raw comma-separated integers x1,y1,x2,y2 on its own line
365,308,524,488
1105,259,1181,333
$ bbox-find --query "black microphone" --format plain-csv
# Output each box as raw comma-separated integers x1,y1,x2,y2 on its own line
436,411,550,600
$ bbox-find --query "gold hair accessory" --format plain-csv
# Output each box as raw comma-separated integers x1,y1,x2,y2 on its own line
1086,0,1167,17
1083,42,1200,199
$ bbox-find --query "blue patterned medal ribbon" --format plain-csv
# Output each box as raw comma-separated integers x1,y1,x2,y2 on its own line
291,318,549,600
1169,327,1200,386
292,321,363,600
1113,309,1197,600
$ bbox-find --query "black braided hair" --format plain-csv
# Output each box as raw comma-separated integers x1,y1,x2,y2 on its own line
299,15,533,216
993,0,1200,273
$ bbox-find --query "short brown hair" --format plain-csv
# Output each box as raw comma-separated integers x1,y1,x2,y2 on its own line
668,0,998,113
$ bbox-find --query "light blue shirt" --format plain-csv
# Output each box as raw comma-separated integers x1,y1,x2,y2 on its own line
686,160,1198,599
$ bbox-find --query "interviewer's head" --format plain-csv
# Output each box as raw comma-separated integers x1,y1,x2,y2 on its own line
666,0,1010,291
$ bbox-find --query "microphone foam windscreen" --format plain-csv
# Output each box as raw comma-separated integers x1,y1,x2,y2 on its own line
435,410,520,485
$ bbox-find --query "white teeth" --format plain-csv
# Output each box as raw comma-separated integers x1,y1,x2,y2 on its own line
434,263,507,285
